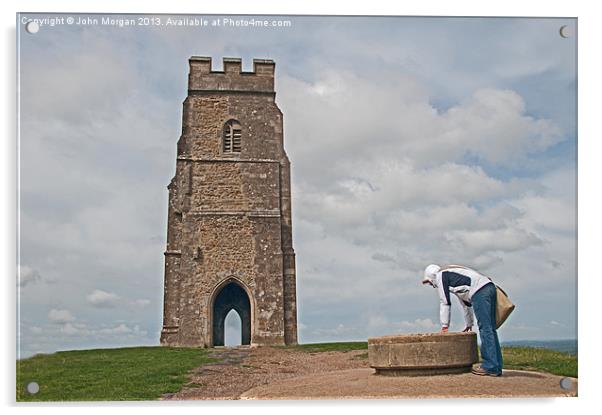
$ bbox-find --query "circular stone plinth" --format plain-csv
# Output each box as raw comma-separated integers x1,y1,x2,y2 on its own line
368,332,478,376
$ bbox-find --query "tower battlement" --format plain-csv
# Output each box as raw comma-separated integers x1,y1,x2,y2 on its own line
188,56,275,93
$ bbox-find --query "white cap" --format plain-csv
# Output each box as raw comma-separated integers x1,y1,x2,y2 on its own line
422,264,441,284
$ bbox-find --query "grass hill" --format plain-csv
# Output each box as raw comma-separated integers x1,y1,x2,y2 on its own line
17,342,577,401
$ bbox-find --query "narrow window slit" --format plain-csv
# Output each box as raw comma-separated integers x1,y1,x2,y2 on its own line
223,120,242,153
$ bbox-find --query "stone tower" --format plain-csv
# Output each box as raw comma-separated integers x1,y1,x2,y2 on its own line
160,57,297,347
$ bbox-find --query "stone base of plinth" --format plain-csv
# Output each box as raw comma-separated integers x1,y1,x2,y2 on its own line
368,332,478,376
374,366,473,377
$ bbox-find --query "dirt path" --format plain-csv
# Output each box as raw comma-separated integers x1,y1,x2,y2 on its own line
161,346,577,400
241,368,577,399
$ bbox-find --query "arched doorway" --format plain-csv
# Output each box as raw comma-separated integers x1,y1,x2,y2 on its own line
212,281,251,346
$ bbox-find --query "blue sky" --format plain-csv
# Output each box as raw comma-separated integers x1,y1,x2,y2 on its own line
17,14,576,357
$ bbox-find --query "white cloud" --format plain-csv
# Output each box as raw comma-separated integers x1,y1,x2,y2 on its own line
438,88,562,164
21,33,138,123
511,167,576,236
368,315,389,329
281,73,562,175
48,309,75,324
18,265,42,287
61,323,79,335
398,318,439,331
99,323,132,335
278,68,568,326
516,196,575,233
86,290,120,308
447,228,542,255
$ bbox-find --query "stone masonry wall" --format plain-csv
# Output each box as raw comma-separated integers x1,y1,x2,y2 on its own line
160,57,297,347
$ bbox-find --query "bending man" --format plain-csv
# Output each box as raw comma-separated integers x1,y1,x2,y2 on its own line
422,264,503,376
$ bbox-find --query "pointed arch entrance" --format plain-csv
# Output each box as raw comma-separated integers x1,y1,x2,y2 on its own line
211,280,251,346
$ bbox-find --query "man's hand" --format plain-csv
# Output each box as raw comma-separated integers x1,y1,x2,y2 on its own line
440,326,449,333
462,326,472,332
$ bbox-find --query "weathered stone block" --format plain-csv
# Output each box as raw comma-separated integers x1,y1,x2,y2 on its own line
368,332,478,376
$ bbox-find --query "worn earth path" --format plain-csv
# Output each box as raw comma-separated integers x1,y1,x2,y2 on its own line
161,346,577,400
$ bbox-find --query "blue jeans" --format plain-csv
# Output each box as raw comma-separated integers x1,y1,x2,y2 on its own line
472,282,503,374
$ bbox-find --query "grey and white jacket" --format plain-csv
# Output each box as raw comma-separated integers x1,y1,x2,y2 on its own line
434,266,493,328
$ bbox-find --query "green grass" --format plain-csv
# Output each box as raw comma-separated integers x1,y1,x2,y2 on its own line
16,346,216,402
501,346,577,378
292,342,577,377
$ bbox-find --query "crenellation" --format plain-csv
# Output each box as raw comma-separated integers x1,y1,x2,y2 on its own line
188,56,275,92
223,57,242,73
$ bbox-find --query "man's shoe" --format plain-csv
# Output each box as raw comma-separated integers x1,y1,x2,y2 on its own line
471,366,502,377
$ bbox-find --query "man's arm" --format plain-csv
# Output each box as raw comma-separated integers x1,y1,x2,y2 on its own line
438,274,451,331
440,303,451,331
460,301,474,331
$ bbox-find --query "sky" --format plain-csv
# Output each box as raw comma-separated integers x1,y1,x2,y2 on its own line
17,14,577,357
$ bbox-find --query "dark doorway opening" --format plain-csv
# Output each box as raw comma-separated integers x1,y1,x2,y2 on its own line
212,281,251,346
